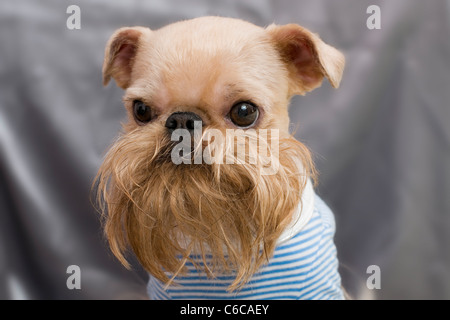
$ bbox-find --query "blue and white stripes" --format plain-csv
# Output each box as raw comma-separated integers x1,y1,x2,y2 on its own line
147,192,344,300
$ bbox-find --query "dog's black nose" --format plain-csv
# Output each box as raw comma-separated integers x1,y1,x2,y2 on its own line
165,112,202,132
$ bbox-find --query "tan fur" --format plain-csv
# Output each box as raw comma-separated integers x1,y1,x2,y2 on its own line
96,16,344,291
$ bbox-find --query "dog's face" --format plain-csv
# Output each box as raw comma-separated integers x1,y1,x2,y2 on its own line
97,17,344,290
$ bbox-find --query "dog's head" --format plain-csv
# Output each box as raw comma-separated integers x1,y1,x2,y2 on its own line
96,16,344,290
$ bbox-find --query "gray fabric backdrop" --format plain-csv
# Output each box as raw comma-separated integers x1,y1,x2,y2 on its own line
1,0,449,299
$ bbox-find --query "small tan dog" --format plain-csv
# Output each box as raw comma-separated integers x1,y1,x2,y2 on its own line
96,16,345,299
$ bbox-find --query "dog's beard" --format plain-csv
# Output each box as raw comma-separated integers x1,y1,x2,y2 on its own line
95,125,315,291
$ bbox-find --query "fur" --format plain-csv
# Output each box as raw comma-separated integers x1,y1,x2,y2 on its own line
95,16,344,292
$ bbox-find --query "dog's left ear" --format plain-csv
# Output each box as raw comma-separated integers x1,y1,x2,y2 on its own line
267,24,345,95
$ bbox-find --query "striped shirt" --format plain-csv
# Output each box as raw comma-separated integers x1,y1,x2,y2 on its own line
147,181,344,300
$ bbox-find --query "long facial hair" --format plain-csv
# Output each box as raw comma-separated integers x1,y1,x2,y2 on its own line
94,124,315,291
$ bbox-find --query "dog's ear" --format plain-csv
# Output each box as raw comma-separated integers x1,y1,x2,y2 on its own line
102,27,151,89
267,24,345,95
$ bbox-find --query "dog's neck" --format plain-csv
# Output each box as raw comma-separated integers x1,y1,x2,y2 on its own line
277,178,315,244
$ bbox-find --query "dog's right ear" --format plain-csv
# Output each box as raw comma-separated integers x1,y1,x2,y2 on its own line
102,27,151,89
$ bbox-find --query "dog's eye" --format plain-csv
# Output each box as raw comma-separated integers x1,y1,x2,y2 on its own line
229,102,259,127
133,100,152,124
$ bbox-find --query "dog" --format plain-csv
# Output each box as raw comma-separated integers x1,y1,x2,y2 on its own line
96,16,345,299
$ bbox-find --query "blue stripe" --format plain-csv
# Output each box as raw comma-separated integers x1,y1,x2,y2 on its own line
269,241,321,263
149,199,343,300
153,245,340,299
169,277,305,295
175,245,319,282
170,287,315,300
154,254,340,299
174,259,314,285
154,278,171,299
276,217,323,250
297,254,340,299
167,241,339,296
181,220,323,265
